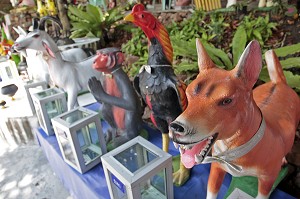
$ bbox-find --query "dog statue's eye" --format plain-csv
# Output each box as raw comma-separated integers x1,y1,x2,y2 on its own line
219,98,232,106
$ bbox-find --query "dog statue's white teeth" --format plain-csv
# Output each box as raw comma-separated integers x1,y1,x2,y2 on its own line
207,139,211,144
173,142,179,149
200,150,205,156
209,136,213,140
195,154,204,163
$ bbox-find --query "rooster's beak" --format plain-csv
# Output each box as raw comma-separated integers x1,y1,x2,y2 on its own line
124,13,134,22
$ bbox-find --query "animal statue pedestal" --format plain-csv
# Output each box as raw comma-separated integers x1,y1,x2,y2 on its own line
88,48,144,151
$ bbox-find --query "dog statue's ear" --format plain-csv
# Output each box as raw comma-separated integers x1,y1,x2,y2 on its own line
265,50,286,84
233,40,262,90
196,38,216,72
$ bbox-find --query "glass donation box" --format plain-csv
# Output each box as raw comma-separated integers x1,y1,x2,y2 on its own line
31,87,67,136
101,136,173,199
51,107,107,174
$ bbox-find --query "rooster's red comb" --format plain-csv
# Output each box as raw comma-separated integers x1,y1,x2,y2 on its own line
132,3,145,13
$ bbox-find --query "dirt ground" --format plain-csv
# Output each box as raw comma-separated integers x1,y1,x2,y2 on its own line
0,82,72,199
0,140,73,199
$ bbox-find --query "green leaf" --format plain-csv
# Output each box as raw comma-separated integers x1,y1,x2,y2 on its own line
70,22,91,31
274,43,300,57
70,29,87,38
232,26,247,66
202,41,232,69
259,68,300,90
283,71,300,89
174,60,198,73
253,30,263,45
279,57,300,69
259,67,270,82
86,31,97,38
68,5,95,23
86,4,101,23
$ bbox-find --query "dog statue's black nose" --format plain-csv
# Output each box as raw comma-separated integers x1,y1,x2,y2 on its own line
170,122,185,133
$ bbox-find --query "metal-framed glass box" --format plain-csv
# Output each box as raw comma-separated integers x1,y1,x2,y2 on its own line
51,107,107,174
31,87,67,136
0,59,19,82
101,136,173,199
23,80,48,114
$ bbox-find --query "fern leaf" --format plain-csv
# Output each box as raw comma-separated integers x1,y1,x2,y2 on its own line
279,57,300,69
274,43,300,57
68,5,95,23
232,26,247,66
283,71,300,89
86,4,102,23
202,41,232,69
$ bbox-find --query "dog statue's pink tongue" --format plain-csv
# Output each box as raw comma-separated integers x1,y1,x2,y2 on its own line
181,141,207,169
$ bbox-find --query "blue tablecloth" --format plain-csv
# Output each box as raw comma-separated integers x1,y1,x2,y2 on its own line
36,103,296,199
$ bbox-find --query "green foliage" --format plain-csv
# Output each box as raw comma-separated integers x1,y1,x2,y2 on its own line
171,38,232,74
122,7,299,94
122,28,148,57
204,12,230,43
121,28,148,77
238,15,277,46
168,10,206,41
232,26,247,66
273,43,300,57
201,40,232,69
68,4,123,39
260,43,300,92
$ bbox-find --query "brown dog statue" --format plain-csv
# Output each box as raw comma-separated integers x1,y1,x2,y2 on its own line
169,39,300,198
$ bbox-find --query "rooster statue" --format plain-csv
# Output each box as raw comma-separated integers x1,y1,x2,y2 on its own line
124,3,190,186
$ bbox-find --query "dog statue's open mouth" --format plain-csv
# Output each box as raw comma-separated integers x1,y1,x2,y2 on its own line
174,133,218,168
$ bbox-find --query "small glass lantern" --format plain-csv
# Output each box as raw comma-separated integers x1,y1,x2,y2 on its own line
31,87,67,136
101,136,173,199
23,80,48,114
51,107,107,174
0,59,19,81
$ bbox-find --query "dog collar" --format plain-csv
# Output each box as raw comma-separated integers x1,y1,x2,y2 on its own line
203,115,266,172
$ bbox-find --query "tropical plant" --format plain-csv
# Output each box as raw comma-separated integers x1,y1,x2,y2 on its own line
122,8,300,95
122,28,147,57
231,14,277,65
260,43,300,93
204,12,230,43
121,28,148,77
238,15,277,46
171,37,233,74
68,4,123,45
168,10,208,42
